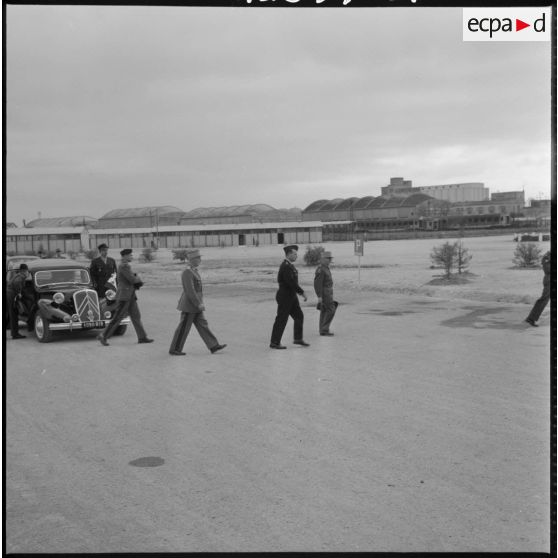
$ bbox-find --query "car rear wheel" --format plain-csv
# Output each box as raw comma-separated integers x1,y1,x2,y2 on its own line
113,324,127,336
35,314,54,343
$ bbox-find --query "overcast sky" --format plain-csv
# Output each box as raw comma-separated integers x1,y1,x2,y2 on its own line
5,5,552,225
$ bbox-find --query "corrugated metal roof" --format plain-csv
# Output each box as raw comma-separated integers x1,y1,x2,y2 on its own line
99,206,185,219
89,222,324,234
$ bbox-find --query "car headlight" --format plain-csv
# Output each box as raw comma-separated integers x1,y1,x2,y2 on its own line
53,292,64,304
105,289,116,301
104,311,111,319
72,314,80,322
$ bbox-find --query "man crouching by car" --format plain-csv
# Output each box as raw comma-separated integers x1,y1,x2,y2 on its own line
97,248,153,346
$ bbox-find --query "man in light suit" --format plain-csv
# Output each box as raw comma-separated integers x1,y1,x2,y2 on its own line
97,248,153,346
168,249,226,356
314,250,337,336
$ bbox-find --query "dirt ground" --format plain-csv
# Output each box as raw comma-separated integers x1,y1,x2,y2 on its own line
5,234,552,552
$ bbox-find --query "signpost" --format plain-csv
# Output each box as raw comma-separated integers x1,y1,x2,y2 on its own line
354,237,364,288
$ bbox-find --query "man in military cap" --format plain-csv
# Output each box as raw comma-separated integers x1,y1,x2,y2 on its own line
270,244,310,349
90,243,117,298
6,263,30,339
314,250,337,336
169,248,226,356
525,250,552,327
97,248,153,346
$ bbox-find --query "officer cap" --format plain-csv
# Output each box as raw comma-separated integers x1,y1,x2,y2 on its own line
98,243,109,250
120,248,133,256
186,249,201,260
283,244,299,255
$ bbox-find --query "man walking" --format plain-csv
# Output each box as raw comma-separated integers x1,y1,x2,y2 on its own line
6,263,30,339
525,250,551,327
270,244,310,349
169,249,226,356
314,250,337,336
97,249,153,346
90,243,117,298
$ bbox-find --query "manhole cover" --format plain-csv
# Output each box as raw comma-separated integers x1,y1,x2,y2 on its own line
129,456,165,467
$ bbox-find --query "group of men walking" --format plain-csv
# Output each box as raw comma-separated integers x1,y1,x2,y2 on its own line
90,243,337,354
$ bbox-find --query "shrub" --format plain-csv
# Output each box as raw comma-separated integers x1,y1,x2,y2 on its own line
84,249,97,261
303,245,325,266
139,247,155,262
172,248,189,263
513,242,542,267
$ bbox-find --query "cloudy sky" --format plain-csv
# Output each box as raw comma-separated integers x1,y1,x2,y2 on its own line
6,5,552,225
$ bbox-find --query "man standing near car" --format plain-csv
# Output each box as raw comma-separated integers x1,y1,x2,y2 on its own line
97,249,153,346
314,250,337,336
269,244,310,349
90,243,117,298
168,249,226,356
6,263,30,339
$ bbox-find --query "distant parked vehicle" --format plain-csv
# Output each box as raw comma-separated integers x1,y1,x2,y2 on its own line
9,258,130,343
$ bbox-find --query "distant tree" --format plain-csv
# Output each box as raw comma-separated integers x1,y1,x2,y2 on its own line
140,247,155,263
455,241,472,274
513,242,542,268
303,245,325,266
430,241,457,279
84,249,97,261
172,248,189,263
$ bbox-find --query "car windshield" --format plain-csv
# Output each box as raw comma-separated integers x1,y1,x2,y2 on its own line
34,268,90,287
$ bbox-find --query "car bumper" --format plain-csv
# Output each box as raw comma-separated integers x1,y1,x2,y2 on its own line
48,317,132,331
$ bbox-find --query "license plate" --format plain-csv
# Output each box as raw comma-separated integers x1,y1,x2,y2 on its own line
81,321,104,329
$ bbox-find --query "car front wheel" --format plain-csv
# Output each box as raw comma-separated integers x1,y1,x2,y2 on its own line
35,314,54,343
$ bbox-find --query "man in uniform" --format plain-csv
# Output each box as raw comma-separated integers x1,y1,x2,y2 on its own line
6,263,30,339
97,248,153,346
314,250,337,336
169,248,226,356
270,244,310,349
89,243,117,298
525,250,551,327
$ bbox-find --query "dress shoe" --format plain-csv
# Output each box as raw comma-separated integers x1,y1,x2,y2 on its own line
97,334,109,346
12,333,26,339
138,338,154,344
525,318,538,327
169,350,186,356
269,343,287,349
293,340,310,347
320,332,334,336
210,343,227,354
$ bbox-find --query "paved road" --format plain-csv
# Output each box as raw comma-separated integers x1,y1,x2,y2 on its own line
5,286,551,552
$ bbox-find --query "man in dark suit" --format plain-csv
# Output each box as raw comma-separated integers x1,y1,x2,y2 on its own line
97,249,153,346
168,249,226,356
270,244,310,349
6,263,30,339
89,243,117,298
525,250,551,327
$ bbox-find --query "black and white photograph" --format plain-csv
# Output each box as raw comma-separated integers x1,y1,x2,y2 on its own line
4,1,554,553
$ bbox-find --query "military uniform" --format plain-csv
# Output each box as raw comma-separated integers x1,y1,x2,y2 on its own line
314,260,336,335
90,255,117,298
169,262,222,354
99,251,151,343
270,256,306,346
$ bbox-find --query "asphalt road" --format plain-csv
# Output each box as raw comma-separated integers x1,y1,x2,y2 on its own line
5,285,551,552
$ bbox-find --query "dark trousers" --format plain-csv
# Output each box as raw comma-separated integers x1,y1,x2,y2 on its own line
319,293,337,334
169,311,219,352
527,280,550,323
102,297,147,340
6,291,21,337
271,292,304,344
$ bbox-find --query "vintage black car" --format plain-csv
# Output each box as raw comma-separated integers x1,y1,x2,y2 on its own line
10,258,131,343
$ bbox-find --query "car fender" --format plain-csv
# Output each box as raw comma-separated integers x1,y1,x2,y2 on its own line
36,299,72,322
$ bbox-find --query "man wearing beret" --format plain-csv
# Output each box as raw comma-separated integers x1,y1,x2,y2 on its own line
169,248,226,355
270,244,310,349
97,249,153,346
314,250,337,336
89,243,117,298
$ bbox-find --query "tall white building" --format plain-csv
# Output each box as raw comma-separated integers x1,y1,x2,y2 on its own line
417,182,489,202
